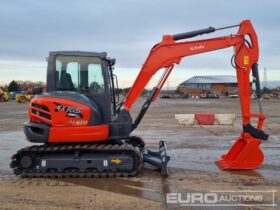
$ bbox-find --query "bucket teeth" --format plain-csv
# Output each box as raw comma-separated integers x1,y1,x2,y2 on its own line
215,159,224,164
217,162,230,168
215,159,232,169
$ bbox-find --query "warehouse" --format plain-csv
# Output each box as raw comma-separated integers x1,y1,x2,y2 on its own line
179,75,238,98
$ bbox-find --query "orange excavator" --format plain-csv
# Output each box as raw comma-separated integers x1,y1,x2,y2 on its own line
11,19,268,177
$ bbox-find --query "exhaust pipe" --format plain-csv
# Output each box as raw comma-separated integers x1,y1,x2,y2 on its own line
141,141,170,176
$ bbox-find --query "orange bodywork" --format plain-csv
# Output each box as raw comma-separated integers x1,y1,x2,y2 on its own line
29,97,109,142
30,97,92,127
48,125,109,143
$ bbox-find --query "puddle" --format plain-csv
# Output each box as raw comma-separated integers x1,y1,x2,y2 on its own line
168,147,280,181
0,130,279,209
63,175,176,205
0,131,32,171
2,110,28,115
0,130,280,180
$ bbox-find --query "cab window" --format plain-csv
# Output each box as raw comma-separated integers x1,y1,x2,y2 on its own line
88,64,104,94
55,55,105,94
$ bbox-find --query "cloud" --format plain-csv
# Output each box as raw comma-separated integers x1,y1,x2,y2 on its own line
0,0,279,86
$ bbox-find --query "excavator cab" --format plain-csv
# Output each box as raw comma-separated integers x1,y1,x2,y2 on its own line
46,51,119,123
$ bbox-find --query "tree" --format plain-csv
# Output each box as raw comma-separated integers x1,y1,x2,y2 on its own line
8,80,20,92
115,88,123,95
141,89,148,96
175,86,181,94
262,87,272,94
123,87,131,93
16,80,46,92
120,87,147,96
89,81,102,94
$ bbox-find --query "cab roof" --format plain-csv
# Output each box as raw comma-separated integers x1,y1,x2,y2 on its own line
49,51,108,58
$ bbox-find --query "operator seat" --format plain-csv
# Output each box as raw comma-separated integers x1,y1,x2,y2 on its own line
61,72,75,90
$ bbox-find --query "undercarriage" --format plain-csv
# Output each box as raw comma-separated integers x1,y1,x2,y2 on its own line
10,136,170,177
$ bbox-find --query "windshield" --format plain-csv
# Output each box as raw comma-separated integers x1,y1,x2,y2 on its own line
55,55,105,94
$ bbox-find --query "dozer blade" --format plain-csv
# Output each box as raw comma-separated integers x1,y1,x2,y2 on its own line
141,141,170,176
216,133,264,169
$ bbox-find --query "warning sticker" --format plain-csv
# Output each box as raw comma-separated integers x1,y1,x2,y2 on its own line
244,56,249,65
111,159,122,164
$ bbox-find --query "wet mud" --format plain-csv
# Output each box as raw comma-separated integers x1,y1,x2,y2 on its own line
0,99,279,209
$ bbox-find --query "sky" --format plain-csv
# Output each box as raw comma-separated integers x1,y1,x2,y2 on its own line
0,0,279,88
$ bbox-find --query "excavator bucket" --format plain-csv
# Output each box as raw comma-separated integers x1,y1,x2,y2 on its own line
216,133,264,169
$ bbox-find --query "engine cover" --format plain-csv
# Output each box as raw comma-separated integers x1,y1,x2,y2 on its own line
29,91,103,126
24,91,109,143
30,97,91,127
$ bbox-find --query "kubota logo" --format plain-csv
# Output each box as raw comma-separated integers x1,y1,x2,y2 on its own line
190,45,205,51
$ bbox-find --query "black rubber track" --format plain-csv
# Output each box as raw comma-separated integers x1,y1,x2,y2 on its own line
10,142,143,178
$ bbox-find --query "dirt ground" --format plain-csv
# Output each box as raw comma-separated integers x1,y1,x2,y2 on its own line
0,98,279,209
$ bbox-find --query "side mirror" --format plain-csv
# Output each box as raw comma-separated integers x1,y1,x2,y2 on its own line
110,58,116,66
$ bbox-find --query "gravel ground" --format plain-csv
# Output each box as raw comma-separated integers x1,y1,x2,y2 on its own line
0,98,279,209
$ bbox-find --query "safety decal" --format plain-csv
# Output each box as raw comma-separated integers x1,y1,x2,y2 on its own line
111,159,122,164
244,56,249,65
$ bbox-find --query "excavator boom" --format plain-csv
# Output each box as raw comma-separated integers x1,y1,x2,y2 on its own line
124,20,257,113
124,19,268,169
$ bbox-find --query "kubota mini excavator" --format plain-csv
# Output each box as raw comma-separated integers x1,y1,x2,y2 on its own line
11,19,268,177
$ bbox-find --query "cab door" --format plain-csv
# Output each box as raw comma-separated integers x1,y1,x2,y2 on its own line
53,55,112,124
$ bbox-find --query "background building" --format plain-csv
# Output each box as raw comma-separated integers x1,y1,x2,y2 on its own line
179,75,239,97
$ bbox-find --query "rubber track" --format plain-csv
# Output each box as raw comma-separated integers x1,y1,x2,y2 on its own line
10,143,143,178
